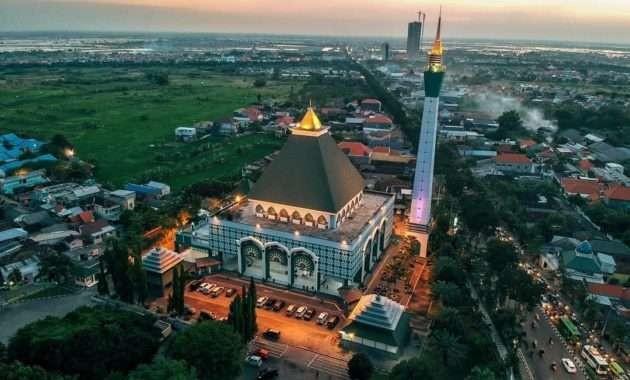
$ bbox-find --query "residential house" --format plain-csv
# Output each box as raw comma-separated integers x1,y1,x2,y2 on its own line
561,241,606,283
0,169,48,195
603,185,630,210
590,239,630,266
338,141,372,168
363,114,393,133
146,181,170,198
0,257,40,284
560,177,602,201
175,127,197,142
495,153,534,174
587,283,630,319
360,98,382,113
80,219,115,243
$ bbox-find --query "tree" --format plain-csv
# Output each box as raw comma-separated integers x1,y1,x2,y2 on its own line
170,266,185,315
165,321,244,380
8,306,159,379
430,329,467,367
485,239,518,274
130,255,148,305
244,278,257,341
253,78,266,88
8,268,22,284
37,250,73,283
0,362,74,380
103,239,134,303
347,353,374,380
465,366,497,380
389,357,435,380
431,281,465,307
97,258,109,296
495,110,524,139
227,295,243,337
127,357,197,380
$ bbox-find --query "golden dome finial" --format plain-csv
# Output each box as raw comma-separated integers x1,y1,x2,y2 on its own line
298,104,322,131
427,7,445,72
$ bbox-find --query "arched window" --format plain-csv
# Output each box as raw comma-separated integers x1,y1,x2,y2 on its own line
317,215,328,228
305,213,314,222
255,204,264,214
267,207,276,215
292,211,301,219
279,209,289,222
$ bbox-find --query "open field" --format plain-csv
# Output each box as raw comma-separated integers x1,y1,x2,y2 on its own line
0,66,302,189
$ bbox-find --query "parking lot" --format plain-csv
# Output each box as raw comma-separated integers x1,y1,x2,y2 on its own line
155,274,349,359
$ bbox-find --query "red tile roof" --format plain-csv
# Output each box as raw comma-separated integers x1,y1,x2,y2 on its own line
496,153,532,164
361,98,382,104
604,185,630,202
371,146,401,155
496,144,514,153
364,114,393,125
561,178,601,200
587,283,630,301
338,142,372,157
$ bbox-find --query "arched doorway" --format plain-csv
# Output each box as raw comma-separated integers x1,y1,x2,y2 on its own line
291,250,317,291
239,239,264,278
265,244,289,285
363,239,372,274
371,230,380,265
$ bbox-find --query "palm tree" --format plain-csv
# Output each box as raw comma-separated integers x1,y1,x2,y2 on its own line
430,329,467,367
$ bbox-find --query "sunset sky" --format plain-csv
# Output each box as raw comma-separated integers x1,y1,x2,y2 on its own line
2,0,630,44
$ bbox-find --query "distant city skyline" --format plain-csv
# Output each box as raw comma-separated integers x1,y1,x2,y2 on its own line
2,0,630,44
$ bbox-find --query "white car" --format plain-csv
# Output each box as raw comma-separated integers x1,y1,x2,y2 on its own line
317,312,329,325
295,306,307,319
256,296,269,308
562,358,577,374
245,355,263,367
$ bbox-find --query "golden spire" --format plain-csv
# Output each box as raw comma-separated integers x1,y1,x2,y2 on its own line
427,6,445,72
298,105,322,131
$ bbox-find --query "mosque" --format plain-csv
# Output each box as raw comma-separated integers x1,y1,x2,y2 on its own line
177,107,395,296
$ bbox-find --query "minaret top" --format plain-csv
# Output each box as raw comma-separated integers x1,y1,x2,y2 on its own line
427,7,445,73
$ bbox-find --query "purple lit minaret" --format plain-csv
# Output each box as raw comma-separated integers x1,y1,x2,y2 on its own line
407,9,445,257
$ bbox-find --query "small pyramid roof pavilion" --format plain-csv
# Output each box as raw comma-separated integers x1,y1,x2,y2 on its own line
142,247,183,274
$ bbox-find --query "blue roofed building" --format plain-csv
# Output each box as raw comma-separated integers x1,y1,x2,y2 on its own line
561,241,607,283
0,134,44,162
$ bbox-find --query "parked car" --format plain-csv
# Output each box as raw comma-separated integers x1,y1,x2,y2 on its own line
285,304,297,316
183,305,196,316
251,348,270,360
262,328,281,341
326,316,340,329
272,300,285,312
264,298,276,309
188,280,202,291
303,308,316,321
256,296,269,308
225,288,236,297
199,310,216,321
317,312,329,325
295,306,307,319
211,286,225,297
245,355,263,367
256,368,279,380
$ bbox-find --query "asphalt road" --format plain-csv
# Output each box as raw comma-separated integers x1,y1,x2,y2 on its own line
521,309,588,380
0,287,96,343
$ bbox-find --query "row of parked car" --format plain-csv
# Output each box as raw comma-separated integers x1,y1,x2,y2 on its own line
189,280,236,298
255,296,340,329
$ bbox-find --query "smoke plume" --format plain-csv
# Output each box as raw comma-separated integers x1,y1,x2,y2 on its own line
471,93,557,132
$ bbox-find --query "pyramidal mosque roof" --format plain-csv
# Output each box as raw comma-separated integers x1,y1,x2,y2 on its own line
248,107,364,214
348,294,405,331
142,247,183,274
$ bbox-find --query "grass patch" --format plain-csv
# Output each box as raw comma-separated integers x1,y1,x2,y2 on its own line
0,66,302,188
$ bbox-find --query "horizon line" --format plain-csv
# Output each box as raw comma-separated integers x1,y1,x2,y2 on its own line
2,29,630,48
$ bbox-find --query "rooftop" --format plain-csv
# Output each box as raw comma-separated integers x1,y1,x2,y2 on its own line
142,247,183,274
496,153,532,164
203,191,392,244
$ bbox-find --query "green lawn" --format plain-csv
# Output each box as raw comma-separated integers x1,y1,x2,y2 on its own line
20,284,74,301
0,66,301,189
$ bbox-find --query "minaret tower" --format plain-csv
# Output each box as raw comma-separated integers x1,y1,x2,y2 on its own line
407,9,446,257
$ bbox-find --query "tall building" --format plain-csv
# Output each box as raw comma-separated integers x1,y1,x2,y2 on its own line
406,11,424,60
407,10,446,257
382,42,390,61
177,107,395,295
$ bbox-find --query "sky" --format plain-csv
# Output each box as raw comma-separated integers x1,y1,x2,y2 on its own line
2,0,630,44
